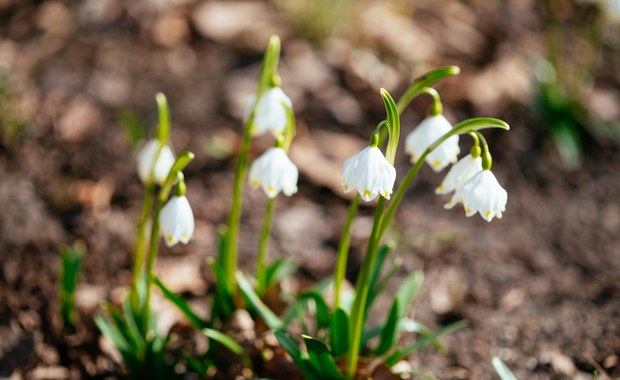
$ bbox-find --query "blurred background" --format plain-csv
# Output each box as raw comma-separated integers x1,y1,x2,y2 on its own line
0,0,619,378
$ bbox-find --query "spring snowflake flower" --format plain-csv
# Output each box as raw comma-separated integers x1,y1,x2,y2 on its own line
452,170,507,222
437,154,483,208
405,114,460,172
247,87,292,137
137,139,175,185
340,146,396,202
159,195,195,247
249,147,299,198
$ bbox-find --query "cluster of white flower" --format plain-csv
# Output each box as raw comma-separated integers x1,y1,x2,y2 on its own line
137,139,195,247
247,87,299,199
339,113,507,222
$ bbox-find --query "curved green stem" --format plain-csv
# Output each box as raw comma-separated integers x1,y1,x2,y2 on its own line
396,66,460,114
332,194,360,310
346,197,386,378
256,198,277,296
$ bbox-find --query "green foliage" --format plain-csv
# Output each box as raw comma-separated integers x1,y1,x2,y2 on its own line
95,282,179,380
59,244,85,332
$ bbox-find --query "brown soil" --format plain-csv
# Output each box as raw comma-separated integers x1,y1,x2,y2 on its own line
1,0,619,379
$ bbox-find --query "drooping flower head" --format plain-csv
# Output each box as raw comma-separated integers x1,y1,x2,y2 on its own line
137,139,175,185
437,153,483,208
249,147,299,198
159,195,195,247
340,146,396,202
405,114,460,172
247,87,292,137
452,169,507,222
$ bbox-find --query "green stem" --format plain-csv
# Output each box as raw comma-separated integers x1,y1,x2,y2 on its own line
256,197,277,296
224,123,253,294
142,197,164,335
133,183,155,289
333,194,360,310
346,197,386,378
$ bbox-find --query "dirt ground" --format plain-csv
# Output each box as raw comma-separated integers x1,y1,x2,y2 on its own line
0,0,619,379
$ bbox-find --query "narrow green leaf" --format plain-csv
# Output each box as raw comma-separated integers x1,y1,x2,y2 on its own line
380,89,400,164
366,255,399,316
236,272,283,330
303,335,344,379
95,315,130,354
329,308,349,357
154,277,207,329
385,320,469,366
395,271,424,320
492,356,517,380
265,258,296,289
207,257,234,319
122,296,146,350
282,291,330,330
155,93,170,146
375,299,399,355
202,328,252,369
361,325,383,348
274,331,324,380
365,243,394,316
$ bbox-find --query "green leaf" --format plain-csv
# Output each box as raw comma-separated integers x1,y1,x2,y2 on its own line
303,335,344,379
274,331,324,380
365,243,394,316
375,299,399,355
282,291,330,331
95,315,131,354
396,66,461,113
207,257,234,319
385,320,469,366
492,356,517,380
237,272,283,330
154,277,208,329
59,244,84,329
202,328,252,369
265,258,296,289
155,93,170,146
395,271,424,320
366,250,399,316
122,296,146,351
256,36,281,97
380,89,400,164
329,308,349,357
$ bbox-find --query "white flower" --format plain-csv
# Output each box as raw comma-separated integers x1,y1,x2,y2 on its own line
137,139,175,185
452,170,507,222
249,147,298,198
404,114,460,172
340,146,396,202
437,154,483,208
159,195,195,247
247,87,292,137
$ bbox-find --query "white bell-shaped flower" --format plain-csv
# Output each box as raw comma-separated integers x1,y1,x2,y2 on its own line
404,115,460,172
249,147,299,198
437,154,483,208
247,87,292,137
452,170,507,222
159,195,195,247
340,146,396,202
137,139,175,185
